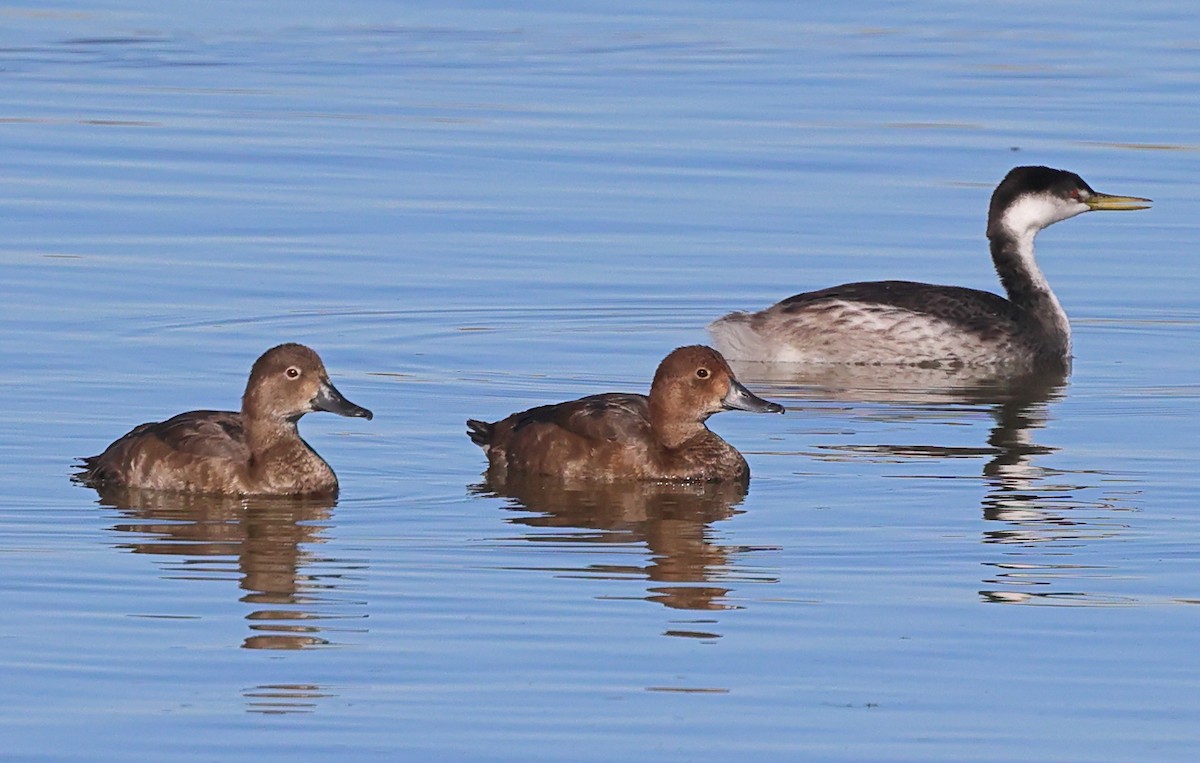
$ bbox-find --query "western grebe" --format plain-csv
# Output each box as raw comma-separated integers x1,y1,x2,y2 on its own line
708,166,1150,368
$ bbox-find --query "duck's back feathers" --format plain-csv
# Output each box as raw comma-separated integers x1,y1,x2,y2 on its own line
77,410,252,491
469,394,655,479
510,393,652,443
131,410,249,460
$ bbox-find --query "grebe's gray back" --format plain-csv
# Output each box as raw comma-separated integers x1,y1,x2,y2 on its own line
708,166,1150,368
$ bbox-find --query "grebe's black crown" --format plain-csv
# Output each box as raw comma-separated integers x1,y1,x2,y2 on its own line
987,166,1093,237
993,165,1092,204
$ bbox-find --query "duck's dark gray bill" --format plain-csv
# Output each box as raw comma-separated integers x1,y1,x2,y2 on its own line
314,381,374,420
722,379,785,414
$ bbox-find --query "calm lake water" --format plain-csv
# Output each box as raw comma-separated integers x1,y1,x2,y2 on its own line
2,1,1198,761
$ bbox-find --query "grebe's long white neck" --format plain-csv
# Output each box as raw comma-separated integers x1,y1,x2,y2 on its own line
984,166,1152,361
988,205,1072,358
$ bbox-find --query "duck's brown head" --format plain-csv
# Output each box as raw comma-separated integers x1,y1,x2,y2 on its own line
649,345,783,427
242,343,373,423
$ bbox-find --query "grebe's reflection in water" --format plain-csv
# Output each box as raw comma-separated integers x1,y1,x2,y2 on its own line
734,361,1139,605
474,476,776,624
91,485,367,649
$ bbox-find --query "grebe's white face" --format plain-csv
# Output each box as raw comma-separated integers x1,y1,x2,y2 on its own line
998,190,1090,238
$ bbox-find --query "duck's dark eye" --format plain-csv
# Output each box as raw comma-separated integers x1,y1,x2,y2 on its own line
696,368,710,379
285,366,301,379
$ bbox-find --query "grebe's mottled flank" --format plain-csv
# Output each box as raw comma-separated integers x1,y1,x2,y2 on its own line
709,166,1150,368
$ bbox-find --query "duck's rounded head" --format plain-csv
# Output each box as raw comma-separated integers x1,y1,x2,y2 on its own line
650,345,784,422
243,343,373,423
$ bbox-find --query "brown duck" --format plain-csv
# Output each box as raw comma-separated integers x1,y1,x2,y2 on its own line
467,345,783,484
76,343,372,496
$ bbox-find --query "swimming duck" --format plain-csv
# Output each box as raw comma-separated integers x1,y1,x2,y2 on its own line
76,343,372,496
467,345,783,483
708,166,1150,368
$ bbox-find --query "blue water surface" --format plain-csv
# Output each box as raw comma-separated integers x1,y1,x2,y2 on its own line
1,2,1198,761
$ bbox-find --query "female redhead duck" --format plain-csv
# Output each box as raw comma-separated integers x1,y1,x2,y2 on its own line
76,343,373,496
467,345,783,483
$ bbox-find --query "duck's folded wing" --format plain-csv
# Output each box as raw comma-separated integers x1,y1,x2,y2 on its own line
141,410,250,461
513,393,651,442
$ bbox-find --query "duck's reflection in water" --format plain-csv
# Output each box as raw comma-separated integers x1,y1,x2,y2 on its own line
734,361,1137,605
475,476,775,624
241,683,335,715
92,485,367,650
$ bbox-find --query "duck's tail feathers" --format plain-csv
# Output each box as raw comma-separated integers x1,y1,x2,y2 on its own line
71,456,104,487
466,419,493,450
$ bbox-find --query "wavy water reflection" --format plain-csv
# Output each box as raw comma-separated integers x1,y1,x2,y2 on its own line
89,486,367,649
736,362,1142,605
476,477,776,623
241,683,335,716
